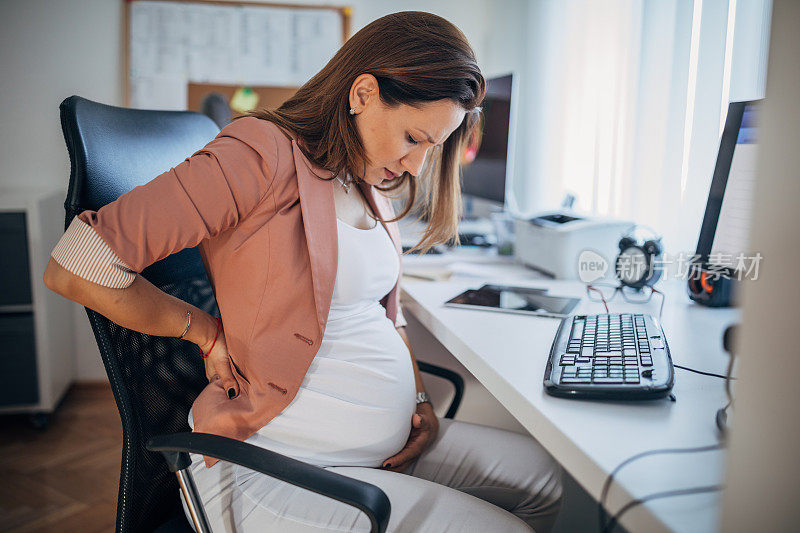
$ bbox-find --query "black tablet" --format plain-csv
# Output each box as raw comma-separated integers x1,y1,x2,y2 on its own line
444,284,580,319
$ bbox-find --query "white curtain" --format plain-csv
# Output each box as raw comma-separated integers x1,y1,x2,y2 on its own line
512,0,772,256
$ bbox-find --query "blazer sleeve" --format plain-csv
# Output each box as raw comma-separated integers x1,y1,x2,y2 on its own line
55,117,279,282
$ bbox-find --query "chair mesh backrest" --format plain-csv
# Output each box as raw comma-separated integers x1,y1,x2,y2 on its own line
59,96,222,532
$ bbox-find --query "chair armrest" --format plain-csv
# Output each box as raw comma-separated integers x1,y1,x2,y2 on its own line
417,361,465,419
146,432,390,533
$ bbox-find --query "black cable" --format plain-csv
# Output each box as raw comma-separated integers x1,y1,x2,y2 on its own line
598,444,724,533
716,350,737,436
597,327,738,530
601,484,724,533
673,364,735,380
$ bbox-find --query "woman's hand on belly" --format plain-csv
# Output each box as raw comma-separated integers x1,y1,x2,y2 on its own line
379,402,439,472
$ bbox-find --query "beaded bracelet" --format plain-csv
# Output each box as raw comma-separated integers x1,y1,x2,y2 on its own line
201,317,221,359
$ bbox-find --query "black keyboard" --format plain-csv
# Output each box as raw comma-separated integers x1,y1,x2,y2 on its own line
544,313,674,399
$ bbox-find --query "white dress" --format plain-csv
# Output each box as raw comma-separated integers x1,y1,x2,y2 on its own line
188,214,417,475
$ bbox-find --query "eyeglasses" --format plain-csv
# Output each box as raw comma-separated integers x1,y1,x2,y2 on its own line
585,281,665,321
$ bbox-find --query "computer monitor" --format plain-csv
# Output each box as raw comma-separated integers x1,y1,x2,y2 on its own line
459,73,517,212
695,100,761,267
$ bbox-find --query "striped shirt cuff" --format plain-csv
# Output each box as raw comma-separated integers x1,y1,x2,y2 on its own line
50,216,137,289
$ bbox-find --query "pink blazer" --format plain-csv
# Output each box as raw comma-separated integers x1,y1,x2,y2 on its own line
75,117,405,467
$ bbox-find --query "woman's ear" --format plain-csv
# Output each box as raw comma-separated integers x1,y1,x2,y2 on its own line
349,73,379,112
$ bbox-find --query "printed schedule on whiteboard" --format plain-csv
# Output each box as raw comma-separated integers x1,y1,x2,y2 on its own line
128,1,344,110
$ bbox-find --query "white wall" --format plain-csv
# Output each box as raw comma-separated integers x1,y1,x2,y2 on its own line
0,0,529,380
0,0,125,192
1,0,125,380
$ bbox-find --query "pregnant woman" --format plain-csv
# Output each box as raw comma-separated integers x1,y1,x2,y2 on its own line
44,11,562,532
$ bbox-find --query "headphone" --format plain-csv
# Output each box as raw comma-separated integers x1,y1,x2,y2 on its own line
687,262,737,307
615,225,663,289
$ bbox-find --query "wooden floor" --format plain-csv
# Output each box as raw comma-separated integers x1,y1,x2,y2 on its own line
0,383,121,532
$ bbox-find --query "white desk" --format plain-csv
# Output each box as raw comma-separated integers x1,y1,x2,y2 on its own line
400,250,737,533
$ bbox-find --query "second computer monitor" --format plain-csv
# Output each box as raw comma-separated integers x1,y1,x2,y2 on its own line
460,73,515,208
696,100,760,266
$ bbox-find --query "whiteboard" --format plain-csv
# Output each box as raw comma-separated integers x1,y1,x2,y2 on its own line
126,0,348,110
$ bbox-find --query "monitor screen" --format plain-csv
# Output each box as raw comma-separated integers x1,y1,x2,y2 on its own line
695,100,761,270
459,74,514,205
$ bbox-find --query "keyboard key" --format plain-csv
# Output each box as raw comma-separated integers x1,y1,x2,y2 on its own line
570,321,584,340
593,377,624,383
561,377,591,384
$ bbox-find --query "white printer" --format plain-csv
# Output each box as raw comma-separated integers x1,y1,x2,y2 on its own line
514,211,632,279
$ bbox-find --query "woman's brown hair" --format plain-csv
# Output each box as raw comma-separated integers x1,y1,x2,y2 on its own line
236,11,486,255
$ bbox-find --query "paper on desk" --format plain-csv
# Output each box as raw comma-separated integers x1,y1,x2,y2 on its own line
403,261,533,282
402,267,454,282
447,261,527,279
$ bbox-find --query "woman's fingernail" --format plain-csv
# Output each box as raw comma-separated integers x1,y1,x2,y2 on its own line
227,388,236,399
382,463,392,469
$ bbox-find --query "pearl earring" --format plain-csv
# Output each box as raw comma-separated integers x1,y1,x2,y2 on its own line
349,108,356,115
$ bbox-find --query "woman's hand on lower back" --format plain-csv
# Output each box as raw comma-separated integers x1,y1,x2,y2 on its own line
199,320,239,399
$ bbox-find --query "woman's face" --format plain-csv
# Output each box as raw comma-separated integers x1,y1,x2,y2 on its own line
349,74,466,186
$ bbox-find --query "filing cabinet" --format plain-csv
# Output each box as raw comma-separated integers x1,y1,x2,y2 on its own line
0,186,75,426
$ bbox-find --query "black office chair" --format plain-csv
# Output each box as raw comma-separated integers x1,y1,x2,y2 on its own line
58,95,465,533
199,92,232,129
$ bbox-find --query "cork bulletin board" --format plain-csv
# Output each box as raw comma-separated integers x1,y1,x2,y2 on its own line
124,0,351,113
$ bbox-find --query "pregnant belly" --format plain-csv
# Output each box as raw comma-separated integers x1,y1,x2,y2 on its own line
245,305,417,468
